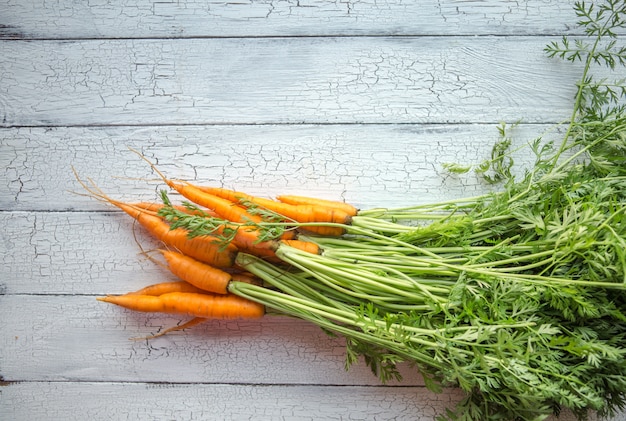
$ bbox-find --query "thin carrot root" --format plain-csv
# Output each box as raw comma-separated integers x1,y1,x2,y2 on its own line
131,317,208,341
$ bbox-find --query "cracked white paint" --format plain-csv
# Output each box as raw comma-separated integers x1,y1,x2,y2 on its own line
0,381,471,420
0,124,558,213
2,1,626,420
0,37,585,126
0,1,586,38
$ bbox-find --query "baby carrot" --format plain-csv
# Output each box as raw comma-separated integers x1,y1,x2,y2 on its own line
117,201,238,268
199,186,351,236
98,291,265,319
129,148,262,224
251,198,350,236
195,186,251,204
171,182,263,224
159,249,233,294
127,280,207,296
72,170,238,267
276,195,358,216
279,239,321,255
132,201,219,218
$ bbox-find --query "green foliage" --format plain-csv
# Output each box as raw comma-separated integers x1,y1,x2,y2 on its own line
157,190,287,248
475,123,515,184
171,2,626,419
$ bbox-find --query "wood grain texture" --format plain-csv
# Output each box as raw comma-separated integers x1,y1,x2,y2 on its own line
1,0,584,39
0,295,425,385
2,0,626,419
0,124,559,213
0,37,584,126
1,382,469,421
1,382,599,421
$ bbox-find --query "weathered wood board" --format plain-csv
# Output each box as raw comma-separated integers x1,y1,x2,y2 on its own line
0,0,586,38
1,1,625,420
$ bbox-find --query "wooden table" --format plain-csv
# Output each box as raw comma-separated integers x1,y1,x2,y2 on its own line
1,1,625,420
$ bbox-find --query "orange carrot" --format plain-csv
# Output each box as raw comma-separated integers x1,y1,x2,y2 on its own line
228,226,284,258
195,186,251,204
134,200,282,257
72,171,238,268
198,186,351,236
127,280,207,296
129,149,262,224
250,197,350,236
171,182,263,224
117,201,238,268
231,272,263,286
128,276,261,298
280,239,321,255
98,292,265,319
132,201,218,218
126,276,264,338
139,198,290,258
159,249,232,294
276,195,358,216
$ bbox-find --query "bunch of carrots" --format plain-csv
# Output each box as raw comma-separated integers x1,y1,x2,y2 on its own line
78,3,626,418
75,150,359,338
77,142,626,421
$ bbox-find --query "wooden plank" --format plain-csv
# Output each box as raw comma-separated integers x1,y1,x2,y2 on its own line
0,37,585,126
0,294,422,385
2,1,625,419
0,124,562,213
0,0,584,39
1,211,165,295
1,382,472,421
1,381,595,421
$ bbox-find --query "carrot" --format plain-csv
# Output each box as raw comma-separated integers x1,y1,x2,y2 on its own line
159,249,233,294
276,195,358,216
280,239,321,255
97,292,265,319
211,229,319,258
128,276,261,298
199,186,351,236
249,197,350,236
195,186,251,204
171,183,263,224
136,197,281,257
72,170,238,267
231,272,263,286
127,280,207,296
129,148,262,224
154,191,292,258
122,277,262,339
132,201,218,218
119,201,238,267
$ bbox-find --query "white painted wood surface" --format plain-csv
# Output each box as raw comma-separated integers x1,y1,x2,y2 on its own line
0,0,587,38
1,1,625,420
